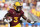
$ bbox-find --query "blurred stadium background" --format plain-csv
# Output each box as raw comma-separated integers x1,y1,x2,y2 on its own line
0,0,40,27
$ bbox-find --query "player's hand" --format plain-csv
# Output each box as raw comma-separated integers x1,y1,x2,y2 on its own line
4,17,12,23
27,19,37,24
30,21,37,24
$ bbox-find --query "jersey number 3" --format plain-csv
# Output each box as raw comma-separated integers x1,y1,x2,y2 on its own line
14,17,18,23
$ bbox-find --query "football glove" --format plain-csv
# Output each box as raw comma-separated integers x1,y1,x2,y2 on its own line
4,18,12,23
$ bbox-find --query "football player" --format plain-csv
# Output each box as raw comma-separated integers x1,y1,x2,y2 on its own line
3,2,36,27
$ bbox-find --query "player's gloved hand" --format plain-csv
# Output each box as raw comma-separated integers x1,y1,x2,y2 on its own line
30,21,37,24
4,17,12,23
27,19,37,24
4,18,12,23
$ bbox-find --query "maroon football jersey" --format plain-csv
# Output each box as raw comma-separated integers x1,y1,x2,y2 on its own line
8,9,24,26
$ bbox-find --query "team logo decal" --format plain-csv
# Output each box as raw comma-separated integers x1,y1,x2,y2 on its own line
13,12,15,14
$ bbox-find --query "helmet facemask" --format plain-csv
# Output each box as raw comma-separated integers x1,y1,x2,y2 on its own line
16,6,22,12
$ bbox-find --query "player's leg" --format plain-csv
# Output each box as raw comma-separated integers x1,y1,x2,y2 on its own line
10,23,21,27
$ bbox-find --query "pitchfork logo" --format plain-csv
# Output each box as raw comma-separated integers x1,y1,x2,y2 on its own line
13,12,15,14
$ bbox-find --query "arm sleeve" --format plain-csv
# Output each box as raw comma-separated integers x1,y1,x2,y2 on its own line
21,11,24,16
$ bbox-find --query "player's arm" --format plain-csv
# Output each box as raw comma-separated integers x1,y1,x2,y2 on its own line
22,15,31,23
22,14,36,24
3,12,12,23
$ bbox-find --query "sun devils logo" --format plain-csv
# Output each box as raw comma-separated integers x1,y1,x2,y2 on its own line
13,12,15,14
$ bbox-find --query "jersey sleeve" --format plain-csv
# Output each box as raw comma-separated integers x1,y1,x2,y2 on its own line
21,10,24,16
22,11,24,15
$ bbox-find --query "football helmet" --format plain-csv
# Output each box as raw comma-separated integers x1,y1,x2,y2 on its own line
13,2,22,12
